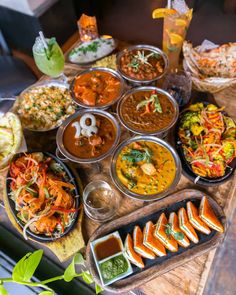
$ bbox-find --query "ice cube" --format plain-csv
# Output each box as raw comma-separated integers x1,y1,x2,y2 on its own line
33,36,49,53
172,0,189,14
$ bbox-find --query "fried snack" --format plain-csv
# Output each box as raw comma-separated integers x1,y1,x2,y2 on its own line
187,201,211,234
143,221,166,256
154,213,178,252
133,225,156,259
125,233,144,268
178,208,199,244
199,196,224,233
168,212,190,247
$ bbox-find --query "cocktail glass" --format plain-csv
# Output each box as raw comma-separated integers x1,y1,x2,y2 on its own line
163,9,192,70
33,36,65,79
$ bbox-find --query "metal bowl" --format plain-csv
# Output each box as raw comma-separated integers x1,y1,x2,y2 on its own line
13,79,75,132
116,44,169,85
110,136,181,201
70,67,125,109
117,86,179,138
56,109,121,163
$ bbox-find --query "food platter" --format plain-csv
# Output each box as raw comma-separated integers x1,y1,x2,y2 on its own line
5,151,80,242
175,102,236,186
12,80,76,132
86,189,226,293
1,32,236,295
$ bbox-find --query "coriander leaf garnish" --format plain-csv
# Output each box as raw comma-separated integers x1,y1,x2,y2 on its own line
164,223,184,241
122,148,153,163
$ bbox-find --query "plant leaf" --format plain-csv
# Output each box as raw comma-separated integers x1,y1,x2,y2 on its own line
95,283,104,294
64,253,85,282
0,285,9,295
12,250,43,282
81,271,94,284
38,291,54,295
73,253,85,266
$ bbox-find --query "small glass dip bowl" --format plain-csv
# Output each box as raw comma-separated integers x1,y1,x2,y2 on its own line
83,180,118,222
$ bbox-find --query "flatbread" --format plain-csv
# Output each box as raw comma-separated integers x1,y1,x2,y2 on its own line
0,112,23,169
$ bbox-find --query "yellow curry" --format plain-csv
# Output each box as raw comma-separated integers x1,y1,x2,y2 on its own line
116,141,176,195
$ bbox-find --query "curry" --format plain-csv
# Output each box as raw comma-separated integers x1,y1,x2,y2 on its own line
73,70,122,106
119,49,165,80
119,90,175,133
116,141,176,195
63,113,116,159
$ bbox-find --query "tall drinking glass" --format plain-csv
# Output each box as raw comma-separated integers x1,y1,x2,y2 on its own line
163,9,192,70
33,36,65,78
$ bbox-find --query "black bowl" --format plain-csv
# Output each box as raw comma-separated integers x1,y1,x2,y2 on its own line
6,151,80,242
175,103,236,186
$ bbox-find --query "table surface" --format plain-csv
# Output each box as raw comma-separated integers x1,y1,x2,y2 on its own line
1,39,236,295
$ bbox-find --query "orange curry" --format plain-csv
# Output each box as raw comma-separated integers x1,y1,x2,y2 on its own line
73,70,121,106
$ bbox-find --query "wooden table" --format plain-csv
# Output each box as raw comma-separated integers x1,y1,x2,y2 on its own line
1,40,236,295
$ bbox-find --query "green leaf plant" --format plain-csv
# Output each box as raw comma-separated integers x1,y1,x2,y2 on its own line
0,250,103,295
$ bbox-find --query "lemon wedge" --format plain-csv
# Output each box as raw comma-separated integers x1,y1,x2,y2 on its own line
152,8,176,19
169,33,183,44
175,19,187,26
186,8,193,20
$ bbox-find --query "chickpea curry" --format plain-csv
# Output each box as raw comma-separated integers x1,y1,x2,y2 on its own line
120,49,165,80
63,113,116,159
73,70,122,106
119,90,175,133
116,141,176,195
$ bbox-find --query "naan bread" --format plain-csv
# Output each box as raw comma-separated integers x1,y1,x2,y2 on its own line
183,41,236,78
0,112,23,169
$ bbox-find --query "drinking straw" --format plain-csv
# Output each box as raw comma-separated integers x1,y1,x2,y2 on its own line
167,0,171,9
39,31,48,49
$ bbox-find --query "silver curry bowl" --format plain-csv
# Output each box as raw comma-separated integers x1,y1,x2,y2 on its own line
117,86,179,138
110,135,182,202
70,67,126,110
116,44,169,86
56,108,121,163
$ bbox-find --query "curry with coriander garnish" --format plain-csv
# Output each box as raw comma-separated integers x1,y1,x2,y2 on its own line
119,48,165,81
117,87,178,135
115,140,176,195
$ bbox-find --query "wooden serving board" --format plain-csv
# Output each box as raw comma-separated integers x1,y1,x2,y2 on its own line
86,189,226,293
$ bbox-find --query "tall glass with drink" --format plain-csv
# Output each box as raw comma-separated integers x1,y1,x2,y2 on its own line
33,32,65,78
153,0,192,71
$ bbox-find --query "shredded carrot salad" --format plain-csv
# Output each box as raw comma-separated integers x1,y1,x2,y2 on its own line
178,103,236,178
9,152,79,238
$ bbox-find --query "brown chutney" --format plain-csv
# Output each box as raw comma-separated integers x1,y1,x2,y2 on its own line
119,90,175,133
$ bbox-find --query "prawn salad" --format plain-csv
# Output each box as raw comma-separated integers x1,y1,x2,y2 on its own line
8,152,79,240
178,103,236,178
15,85,76,131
